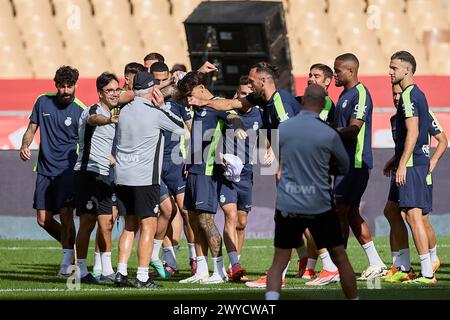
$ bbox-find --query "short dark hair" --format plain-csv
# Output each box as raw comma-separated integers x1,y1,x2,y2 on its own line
391,50,417,74
124,62,146,76
335,53,359,67
239,75,250,86
144,52,165,63
96,72,119,92
150,61,169,74
303,84,326,109
177,71,206,97
250,62,279,78
310,63,333,80
171,63,187,73
54,66,79,86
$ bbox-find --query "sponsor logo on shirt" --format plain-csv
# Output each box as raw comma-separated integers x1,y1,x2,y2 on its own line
354,104,367,116
342,100,348,109
42,112,51,117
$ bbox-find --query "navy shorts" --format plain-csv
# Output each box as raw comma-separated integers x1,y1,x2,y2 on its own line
183,173,220,214
274,209,344,250
33,172,75,214
334,168,370,207
75,171,113,216
218,172,253,212
160,163,186,200
423,173,433,215
398,165,429,210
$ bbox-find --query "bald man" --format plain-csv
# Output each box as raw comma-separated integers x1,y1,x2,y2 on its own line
333,53,387,280
265,84,357,300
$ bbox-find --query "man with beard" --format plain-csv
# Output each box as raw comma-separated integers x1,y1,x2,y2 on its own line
20,66,85,276
186,62,301,288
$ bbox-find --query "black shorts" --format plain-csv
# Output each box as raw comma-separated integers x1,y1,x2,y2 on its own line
274,209,344,250
115,184,160,217
111,182,126,216
75,171,113,216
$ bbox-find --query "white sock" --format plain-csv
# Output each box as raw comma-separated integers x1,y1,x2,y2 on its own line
163,247,178,270
188,243,196,260
196,256,209,276
281,261,290,280
362,241,385,267
212,256,225,276
117,262,128,276
319,252,338,272
93,252,102,274
296,245,307,259
228,251,239,267
62,249,74,266
398,248,411,272
137,267,149,282
152,239,163,261
429,246,438,264
238,254,241,261
391,251,400,267
100,252,114,276
419,253,433,278
76,259,88,278
306,258,317,270
265,291,280,300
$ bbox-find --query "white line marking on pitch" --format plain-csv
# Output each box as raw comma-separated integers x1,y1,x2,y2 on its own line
0,286,448,293
1,244,450,250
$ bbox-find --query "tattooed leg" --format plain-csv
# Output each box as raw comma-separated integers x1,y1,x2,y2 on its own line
198,212,223,257
189,210,208,256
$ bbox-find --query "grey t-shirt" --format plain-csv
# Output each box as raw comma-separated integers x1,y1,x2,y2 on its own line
74,104,115,176
115,97,185,186
276,110,349,215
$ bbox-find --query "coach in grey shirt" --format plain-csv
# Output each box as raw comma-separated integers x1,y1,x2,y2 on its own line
265,84,358,301
114,71,185,289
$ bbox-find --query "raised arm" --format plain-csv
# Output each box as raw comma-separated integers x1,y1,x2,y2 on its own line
188,96,253,112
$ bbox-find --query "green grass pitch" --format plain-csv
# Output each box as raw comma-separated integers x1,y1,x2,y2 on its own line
0,237,449,300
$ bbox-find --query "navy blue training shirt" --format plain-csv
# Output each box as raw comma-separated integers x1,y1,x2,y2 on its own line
29,93,85,176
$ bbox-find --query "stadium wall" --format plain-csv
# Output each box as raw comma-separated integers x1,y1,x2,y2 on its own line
1,150,449,240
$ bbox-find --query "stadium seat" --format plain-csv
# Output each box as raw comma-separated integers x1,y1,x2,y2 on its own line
91,0,131,26
171,0,202,24
429,43,450,75
0,0,14,17
131,0,171,25
407,0,443,22
328,0,367,26
411,11,449,42
13,0,53,23
367,0,406,13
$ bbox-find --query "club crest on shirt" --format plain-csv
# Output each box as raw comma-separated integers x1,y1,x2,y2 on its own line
64,117,72,126
86,201,93,210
